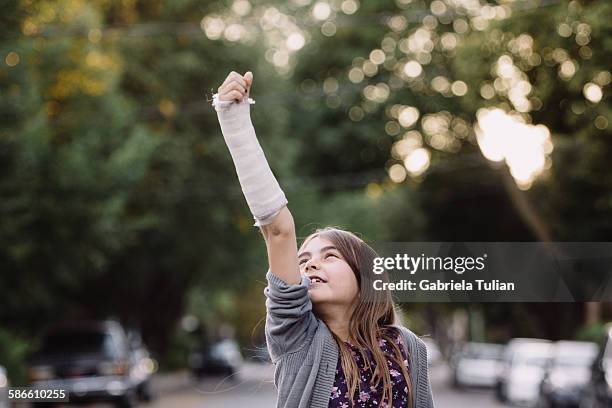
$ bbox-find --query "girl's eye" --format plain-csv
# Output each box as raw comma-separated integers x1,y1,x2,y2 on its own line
298,259,307,265
326,253,338,259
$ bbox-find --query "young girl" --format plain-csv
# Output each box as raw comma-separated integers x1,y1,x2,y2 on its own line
212,70,434,408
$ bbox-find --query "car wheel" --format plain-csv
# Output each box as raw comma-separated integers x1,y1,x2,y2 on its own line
579,392,594,408
495,381,507,402
536,395,550,408
138,380,155,402
115,390,138,408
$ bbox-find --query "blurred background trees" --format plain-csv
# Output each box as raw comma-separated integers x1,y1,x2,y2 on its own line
1,0,610,382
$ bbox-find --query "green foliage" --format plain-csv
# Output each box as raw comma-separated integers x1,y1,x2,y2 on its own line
575,322,608,343
1,0,611,370
0,328,31,385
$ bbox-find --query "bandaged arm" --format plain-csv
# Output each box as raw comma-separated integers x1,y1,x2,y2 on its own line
212,94,288,227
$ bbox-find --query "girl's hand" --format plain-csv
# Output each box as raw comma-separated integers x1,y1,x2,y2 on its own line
217,71,253,102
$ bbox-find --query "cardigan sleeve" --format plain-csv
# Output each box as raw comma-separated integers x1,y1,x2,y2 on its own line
263,270,318,363
396,326,436,408
414,336,435,407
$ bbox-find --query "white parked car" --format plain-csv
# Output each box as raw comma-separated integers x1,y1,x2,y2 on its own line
496,338,552,406
0,365,9,408
538,340,598,408
453,342,503,388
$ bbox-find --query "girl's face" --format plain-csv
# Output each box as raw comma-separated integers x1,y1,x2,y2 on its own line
298,236,359,306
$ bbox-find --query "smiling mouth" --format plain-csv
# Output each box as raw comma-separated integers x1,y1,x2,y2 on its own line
308,278,327,289
308,275,328,285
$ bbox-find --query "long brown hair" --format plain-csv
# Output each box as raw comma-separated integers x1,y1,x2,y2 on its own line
300,227,412,407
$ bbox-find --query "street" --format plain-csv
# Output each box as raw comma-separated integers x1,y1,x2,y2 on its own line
146,363,277,408
34,361,511,408
428,363,507,408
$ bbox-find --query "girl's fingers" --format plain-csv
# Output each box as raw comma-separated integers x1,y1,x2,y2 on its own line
217,82,246,101
244,74,252,97
228,90,244,101
232,72,247,88
222,72,247,89
219,89,246,101
244,71,253,89
218,89,245,102
224,81,246,94
216,71,250,102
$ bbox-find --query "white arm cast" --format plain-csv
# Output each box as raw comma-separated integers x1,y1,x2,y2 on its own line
212,93,287,227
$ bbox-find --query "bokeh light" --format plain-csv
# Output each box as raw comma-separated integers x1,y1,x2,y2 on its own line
369,49,385,65
388,163,407,183
451,81,468,96
201,16,225,40
398,106,420,128
348,67,365,83
312,2,332,21
5,51,20,67
403,147,431,177
403,61,423,78
583,83,603,103
232,0,252,16
287,32,306,50
476,108,553,190
340,0,360,15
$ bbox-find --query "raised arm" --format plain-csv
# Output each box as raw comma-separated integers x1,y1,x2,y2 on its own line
213,71,301,285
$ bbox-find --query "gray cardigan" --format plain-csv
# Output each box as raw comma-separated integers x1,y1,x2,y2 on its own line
264,270,435,408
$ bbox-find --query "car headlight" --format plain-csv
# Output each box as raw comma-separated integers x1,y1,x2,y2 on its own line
140,358,157,375
131,358,157,380
28,366,55,382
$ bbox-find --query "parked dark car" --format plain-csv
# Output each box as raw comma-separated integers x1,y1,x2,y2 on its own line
580,325,612,408
0,365,8,408
27,320,139,407
538,340,597,408
189,338,243,379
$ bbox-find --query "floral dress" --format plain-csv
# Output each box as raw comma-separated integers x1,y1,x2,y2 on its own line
328,328,410,408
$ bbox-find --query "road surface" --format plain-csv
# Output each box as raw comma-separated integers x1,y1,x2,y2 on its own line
19,362,511,407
